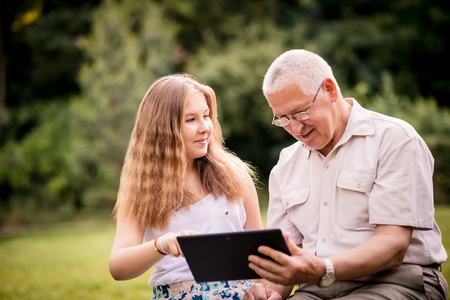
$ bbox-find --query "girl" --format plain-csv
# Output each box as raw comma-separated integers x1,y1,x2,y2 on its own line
109,73,263,299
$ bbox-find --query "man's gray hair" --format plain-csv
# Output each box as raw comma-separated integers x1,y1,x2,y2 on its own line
262,49,340,98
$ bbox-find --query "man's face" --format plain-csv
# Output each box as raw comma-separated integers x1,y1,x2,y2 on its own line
267,80,337,156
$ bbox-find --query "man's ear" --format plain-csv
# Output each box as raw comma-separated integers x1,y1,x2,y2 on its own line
323,78,339,102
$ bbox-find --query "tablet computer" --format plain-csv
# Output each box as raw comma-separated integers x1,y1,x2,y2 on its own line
177,229,289,282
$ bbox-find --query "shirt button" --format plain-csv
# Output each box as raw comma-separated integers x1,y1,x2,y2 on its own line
285,201,289,207
322,238,327,243
324,165,329,170
357,183,361,188
323,202,328,207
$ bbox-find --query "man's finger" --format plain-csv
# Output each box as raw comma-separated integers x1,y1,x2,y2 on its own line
249,262,286,285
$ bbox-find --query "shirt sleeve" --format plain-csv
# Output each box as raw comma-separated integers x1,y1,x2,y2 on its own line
369,126,435,230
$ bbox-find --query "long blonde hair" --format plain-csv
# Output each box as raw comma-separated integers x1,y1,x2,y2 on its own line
114,73,255,230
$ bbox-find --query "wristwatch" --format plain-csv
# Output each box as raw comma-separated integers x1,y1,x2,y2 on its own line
318,258,335,287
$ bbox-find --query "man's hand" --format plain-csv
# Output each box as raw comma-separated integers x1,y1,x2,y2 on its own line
248,233,325,286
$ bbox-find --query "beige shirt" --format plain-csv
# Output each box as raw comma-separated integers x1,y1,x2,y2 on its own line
268,99,447,265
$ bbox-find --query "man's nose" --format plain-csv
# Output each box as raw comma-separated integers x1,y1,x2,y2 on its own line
287,118,305,135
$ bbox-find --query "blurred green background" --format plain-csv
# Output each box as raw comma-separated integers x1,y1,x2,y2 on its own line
1,0,450,225
0,0,450,298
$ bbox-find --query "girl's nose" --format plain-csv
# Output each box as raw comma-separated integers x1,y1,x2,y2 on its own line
198,119,209,133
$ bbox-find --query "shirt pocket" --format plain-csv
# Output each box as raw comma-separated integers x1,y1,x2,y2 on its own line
337,170,376,230
281,187,310,235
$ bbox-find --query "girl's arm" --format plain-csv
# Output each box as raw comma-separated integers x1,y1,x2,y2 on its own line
242,174,264,231
109,216,164,280
109,216,200,280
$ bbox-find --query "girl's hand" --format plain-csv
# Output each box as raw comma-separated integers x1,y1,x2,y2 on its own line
159,231,201,257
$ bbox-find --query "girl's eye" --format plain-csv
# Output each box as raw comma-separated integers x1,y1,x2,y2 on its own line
186,118,194,122
204,115,210,119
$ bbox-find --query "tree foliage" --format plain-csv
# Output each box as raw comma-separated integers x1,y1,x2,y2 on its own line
72,0,178,210
0,0,178,224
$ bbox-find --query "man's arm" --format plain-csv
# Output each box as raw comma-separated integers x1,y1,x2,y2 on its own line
248,226,412,287
332,225,412,280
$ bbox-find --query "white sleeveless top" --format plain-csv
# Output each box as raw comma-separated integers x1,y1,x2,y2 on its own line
144,194,247,287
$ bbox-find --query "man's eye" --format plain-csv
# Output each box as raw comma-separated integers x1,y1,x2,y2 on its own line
293,111,306,117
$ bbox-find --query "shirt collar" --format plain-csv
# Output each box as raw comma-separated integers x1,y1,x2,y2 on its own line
339,98,374,143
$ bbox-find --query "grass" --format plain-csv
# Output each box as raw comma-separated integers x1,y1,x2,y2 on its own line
0,221,152,299
1,206,449,299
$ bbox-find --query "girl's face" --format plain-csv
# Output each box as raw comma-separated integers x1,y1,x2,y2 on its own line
182,91,213,163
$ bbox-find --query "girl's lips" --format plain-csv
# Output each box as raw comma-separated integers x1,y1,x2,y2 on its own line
195,138,207,144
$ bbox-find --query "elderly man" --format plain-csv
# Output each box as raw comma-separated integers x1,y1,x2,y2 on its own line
244,49,448,300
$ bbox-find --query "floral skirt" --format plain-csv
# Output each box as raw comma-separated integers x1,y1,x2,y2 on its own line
152,279,253,299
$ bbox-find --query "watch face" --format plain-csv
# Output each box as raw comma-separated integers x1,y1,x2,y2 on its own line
321,276,335,287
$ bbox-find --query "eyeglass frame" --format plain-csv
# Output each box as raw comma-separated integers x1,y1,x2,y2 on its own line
271,82,323,127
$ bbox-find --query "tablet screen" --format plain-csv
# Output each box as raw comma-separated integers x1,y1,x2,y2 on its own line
177,229,289,282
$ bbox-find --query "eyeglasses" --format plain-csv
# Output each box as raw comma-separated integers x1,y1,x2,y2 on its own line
271,82,323,127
